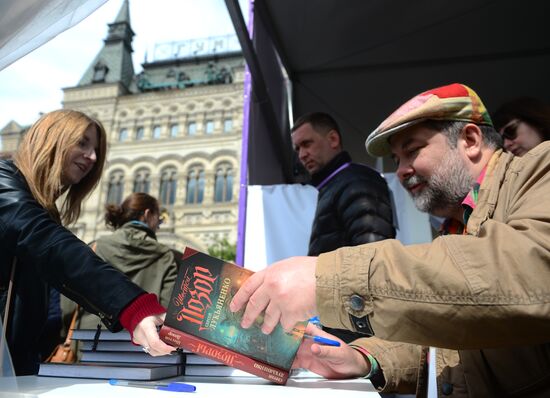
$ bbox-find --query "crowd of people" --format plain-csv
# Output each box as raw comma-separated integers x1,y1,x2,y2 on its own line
1,84,549,397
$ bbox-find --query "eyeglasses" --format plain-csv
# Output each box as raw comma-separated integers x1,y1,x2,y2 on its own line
500,120,520,141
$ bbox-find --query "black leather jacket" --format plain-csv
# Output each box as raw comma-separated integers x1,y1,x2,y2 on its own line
308,151,395,256
0,160,144,375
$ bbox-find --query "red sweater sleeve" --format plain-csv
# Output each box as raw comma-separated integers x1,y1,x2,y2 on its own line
119,293,166,339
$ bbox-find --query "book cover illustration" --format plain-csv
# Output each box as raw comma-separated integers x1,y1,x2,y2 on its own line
161,248,306,382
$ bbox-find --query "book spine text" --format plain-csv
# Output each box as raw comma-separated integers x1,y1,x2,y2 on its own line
160,325,289,384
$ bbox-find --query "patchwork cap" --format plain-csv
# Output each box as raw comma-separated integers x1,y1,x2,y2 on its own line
365,83,493,157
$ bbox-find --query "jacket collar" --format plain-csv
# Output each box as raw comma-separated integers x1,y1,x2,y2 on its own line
124,220,157,240
310,151,352,187
467,149,512,236
0,160,24,184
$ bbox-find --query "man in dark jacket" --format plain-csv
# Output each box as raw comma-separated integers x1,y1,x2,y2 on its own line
291,112,395,342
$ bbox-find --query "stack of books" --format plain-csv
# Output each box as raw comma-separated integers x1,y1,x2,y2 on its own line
40,248,306,384
38,329,184,381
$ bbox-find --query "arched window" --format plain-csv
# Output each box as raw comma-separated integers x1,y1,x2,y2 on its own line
159,167,177,206
92,61,109,83
205,120,214,134
118,128,128,142
186,165,205,204
214,163,233,202
106,170,125,204
170,124,179,137
133,168,151,193
187,122,197,136
152,125,161,139
223,118,233,133
135,126,144,140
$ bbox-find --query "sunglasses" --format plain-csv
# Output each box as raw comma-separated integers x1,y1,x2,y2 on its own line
500,120,520,141
158,209,168,226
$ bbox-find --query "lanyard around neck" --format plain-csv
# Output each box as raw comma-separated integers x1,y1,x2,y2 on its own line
315,162,351,190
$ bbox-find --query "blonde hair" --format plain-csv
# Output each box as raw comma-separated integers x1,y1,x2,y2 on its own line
13,109,107,225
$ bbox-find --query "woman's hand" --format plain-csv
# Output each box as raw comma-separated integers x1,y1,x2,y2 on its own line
131,313,174,356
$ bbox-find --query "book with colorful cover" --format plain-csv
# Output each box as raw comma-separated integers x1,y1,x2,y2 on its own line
159,248,306,384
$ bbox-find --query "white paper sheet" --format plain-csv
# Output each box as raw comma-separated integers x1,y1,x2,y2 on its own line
38,378,380,398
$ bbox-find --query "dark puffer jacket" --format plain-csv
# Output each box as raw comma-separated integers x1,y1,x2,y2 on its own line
0,160,144,375
308,151,395,256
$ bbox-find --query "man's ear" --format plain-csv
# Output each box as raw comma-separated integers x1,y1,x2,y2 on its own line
460,124,483,161
327,129,341,149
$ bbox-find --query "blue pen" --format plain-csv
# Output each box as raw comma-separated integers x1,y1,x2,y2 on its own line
109,379,196,392
308,316,321,326
303,333,341,347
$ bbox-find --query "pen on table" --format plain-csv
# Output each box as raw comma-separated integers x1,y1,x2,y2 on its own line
303,333,341,347
109,379,196,392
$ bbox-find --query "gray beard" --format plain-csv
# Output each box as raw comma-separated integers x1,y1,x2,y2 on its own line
404,149,475,215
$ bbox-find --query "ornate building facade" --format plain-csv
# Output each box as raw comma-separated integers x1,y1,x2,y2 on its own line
58,1,244,252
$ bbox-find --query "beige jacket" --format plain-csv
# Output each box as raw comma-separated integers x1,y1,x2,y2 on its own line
316,142,550,397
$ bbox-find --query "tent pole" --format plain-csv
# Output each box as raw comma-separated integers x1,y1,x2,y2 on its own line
226,0,255,266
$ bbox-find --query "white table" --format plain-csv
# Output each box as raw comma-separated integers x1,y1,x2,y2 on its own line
0,374,381,398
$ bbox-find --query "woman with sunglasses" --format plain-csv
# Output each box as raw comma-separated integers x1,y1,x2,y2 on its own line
492,97,550,157
61,192,179,335
0,110,173,375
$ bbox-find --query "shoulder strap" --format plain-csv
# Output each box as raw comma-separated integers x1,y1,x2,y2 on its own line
64,305,80,344
2,257,17,336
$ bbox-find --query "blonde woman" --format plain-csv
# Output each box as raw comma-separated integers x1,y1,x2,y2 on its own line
0,110,172,375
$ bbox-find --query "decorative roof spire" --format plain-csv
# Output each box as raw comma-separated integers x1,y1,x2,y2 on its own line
106,0,133,48
114,0,131,24
77,0,135,90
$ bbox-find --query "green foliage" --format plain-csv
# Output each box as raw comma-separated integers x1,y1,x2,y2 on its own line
207,238,237,262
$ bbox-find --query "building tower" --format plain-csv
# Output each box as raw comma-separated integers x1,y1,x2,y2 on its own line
62,0,245,254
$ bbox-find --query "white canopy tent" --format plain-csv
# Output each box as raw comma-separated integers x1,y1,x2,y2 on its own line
0,0,108,71
227,0,550,181
225,0,550,262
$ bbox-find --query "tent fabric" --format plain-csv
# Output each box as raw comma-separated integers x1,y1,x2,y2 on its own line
244,0,550,181
243,184,317,270
0,0,107,71
243,175,431,270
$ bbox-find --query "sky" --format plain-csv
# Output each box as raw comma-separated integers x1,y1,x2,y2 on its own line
0,0,249,131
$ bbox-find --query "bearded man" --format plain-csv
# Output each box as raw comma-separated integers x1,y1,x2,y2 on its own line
230,83,550,397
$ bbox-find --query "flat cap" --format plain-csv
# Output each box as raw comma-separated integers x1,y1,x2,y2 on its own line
366,83,493,156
